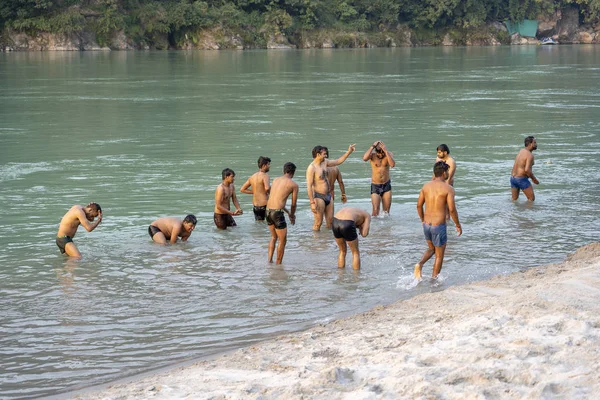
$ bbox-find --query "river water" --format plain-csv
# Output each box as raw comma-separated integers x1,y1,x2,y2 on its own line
0,46,599,399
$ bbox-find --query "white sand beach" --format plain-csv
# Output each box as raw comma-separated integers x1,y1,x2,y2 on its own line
73,243,600,400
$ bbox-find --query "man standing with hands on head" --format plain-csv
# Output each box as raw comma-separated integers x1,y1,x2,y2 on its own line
414,161,462,280
363,141,395,216
266,162,298,264
56,202,102,258
306,144,356,231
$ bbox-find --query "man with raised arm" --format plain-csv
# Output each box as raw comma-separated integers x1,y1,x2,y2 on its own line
511,136,539,201
214,168,243,230
240,156,271,221
324,147,347,229
436,144,456,186
332,207,371,270
414,162,462,280
56,202,102,258
306,144,356,231
266,162,298,264
362,140,396,216
148,215,197,245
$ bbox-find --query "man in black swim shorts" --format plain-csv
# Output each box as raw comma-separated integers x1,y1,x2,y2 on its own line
362,141,396,216
56,202,102,257
149,215,197,244
266,162,298,264
240,156,271,221
332,207,371,270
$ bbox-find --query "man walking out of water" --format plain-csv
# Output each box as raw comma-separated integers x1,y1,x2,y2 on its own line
436,144,456,186
214,168,243,230
332,207,371,270
323,147,347,229
362,141,395,216
306,144,355,231
148,215,197,245
415,162,462,279
240,156,271,221
56,202,102,258
511,136,539,201
266,162,298,264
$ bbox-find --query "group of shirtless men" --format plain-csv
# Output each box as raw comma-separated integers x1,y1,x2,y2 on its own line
56,136,539,279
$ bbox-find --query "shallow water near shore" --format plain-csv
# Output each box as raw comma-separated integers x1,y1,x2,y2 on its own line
0,46,599,399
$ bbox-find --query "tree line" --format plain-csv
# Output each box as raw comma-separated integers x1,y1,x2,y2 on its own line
2,0,599,47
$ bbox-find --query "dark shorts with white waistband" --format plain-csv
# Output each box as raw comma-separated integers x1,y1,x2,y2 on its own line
253,205,267,221
266,208,287,230
371,180,392,196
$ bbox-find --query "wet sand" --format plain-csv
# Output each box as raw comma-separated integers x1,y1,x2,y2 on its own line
72,242,600,399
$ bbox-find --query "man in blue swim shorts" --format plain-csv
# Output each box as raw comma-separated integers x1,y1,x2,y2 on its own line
415,162,462,279
510,136,539,201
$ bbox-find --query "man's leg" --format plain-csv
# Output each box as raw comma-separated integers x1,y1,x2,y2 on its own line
64,242,82,258
275,227,287,264
522,185,535,201
370,193,381,216
414,240,435,279
381,191,392,214
511,187,520,201
324,201,334,229
335,237,347,268
268,225,277,263
313,198,326,231
347,238,361,270
432,244,447,278
152,232,168,245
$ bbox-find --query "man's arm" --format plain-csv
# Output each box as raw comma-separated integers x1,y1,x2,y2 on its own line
306,166,316,214
362,142,377,161
447,189,462,236
170,223,182,244
525,155,539,184
337,171,347,203
77,210,102,232
416,189,425,222
360,214,371,237
446,159,456,183
379,142,396,168
262,174,271,194
240,178,253,195
289,184,299,225
327,144,356,167
231,188,243,215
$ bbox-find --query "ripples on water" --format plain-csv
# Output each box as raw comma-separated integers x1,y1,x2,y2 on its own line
0,47,599,398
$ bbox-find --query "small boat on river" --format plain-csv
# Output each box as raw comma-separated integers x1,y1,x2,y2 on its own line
540,37,558,45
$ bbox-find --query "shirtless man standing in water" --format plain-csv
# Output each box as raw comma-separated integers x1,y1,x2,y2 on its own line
214,168,243,230
240,156,271,221
362,141,395,216
266,162,298,264
435,144,456,186
306,144,355,231
414,162,462,279
323,147,347,229
56,202,102,258
511,136,539,201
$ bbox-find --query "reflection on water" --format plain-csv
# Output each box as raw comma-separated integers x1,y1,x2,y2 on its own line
0,46,599,398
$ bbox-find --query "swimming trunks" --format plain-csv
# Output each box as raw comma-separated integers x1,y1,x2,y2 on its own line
314,192,332,206
148,225,162,238
253,205,267,221
510,176,531,190
266,208,287,230
56,236,73,254
423,223,447,247
332,218,358,242
371,180,392,196
214,213,237,230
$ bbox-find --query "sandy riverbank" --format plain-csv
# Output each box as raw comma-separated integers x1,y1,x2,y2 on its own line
72,242,600,399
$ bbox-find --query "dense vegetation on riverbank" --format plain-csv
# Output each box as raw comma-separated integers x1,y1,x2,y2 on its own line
2,0,599,48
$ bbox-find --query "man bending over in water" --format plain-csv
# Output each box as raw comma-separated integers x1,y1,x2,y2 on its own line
415,162,462,279
56,202,102,258
148,215,197,245
214,168,243,230
362,141,395,216
306,144,355,231
240,156,271,221
266,162,298,264
511,136,539,201
332,207,371,270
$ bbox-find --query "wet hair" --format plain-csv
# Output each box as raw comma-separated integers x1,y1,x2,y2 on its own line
524,136,535,147
323,147,330,158
257,156,271,168
437,144,450,154
312,145,326,158
433,161,449,177
283,162,296,175
87,202,101,213
183,214,197,225
222,168,235,180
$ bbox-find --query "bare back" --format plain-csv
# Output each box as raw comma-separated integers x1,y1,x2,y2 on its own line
243,172,270,207
268,176,298,210
334,207,371,237
57,205,87,238
511,148,534,178
151,217,183,240
420,180,455,226
369,154,392,184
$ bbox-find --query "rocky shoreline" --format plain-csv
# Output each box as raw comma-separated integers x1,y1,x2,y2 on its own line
2,6,598,51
